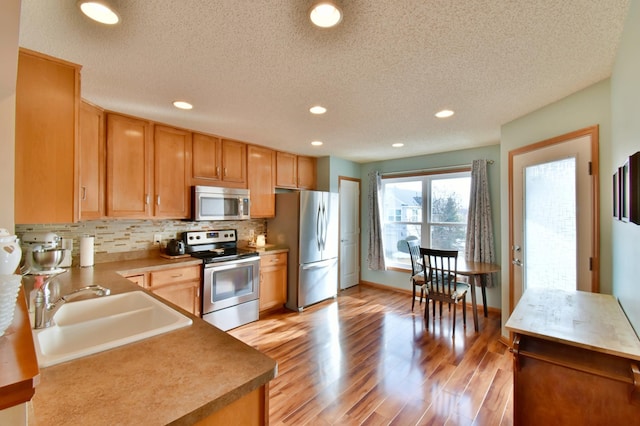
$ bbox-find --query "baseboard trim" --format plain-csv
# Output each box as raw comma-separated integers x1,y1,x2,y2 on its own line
358,280,502,316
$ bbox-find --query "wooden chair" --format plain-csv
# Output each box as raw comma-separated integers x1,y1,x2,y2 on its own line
420,248,470,336
406,240,425,311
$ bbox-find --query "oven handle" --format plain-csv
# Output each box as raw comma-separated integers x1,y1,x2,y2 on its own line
205,256,259,271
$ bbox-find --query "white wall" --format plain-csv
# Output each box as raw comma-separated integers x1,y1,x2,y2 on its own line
0,0,21,231
500,79,613,336
611,0,640,332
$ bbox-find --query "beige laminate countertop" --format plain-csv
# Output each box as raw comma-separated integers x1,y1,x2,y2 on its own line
27,256,277,425
505,288,640,361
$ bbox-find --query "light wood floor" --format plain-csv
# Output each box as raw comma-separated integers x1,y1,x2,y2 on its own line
229,285,513,426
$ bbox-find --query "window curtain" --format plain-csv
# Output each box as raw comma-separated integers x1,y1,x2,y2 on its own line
465,159,496,287
367,170,386,270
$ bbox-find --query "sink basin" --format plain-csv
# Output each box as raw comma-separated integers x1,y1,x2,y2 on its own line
33,291,192,367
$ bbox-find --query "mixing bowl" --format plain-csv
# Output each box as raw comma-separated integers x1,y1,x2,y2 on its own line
32,248,65,271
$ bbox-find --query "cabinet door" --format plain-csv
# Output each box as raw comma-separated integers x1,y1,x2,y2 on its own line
124,273,147,288
106,113,153,218
297,155,317,190
221,139,247,185
15,49,80,224
152,281,200,316
247,145,276,218
260,253,287,312
154,125,191,218
276,152,297,188
192,132,222,184
79,101,105,220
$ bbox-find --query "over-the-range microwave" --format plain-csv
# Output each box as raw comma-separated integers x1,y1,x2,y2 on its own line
192,186,250,221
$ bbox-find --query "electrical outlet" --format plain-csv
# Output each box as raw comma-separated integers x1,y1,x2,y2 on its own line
153,234,162,245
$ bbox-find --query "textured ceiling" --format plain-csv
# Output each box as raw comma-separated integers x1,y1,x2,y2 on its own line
18,0,629,163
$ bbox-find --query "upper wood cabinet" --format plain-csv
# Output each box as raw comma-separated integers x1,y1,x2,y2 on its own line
297,155,317,190
275,152,317,190
15,49,81,224
247,145,276,218
153,125,192,218
192,134,247,188
79,101,105,220
106,113,153,218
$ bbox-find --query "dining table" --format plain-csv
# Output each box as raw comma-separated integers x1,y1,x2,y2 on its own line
456,258,500,332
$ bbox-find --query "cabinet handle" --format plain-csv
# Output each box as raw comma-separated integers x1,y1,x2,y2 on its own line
217,166,220,177
171,274,183,278
224,167,227,177
145,194,150,205
156,195,161,206
81,186,87,201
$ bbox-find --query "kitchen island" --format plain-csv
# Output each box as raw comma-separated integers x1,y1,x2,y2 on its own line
505,288,640,425
18,257,277,425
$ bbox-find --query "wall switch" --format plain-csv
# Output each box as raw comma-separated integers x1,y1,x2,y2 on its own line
153,234,162,245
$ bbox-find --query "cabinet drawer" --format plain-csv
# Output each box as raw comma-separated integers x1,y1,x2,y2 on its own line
149,265,201,287
260,253,287,267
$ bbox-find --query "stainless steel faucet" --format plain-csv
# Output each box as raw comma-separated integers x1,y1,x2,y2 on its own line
34,278,110,329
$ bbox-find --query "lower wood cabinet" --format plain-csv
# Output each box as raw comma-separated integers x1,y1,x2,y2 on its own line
259,252,287,312
123,264,201,316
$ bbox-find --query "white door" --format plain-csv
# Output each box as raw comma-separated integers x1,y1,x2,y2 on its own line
339,177,360,290
509,127,599,310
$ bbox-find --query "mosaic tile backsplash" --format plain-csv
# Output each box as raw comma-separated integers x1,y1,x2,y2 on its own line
16,219,267,264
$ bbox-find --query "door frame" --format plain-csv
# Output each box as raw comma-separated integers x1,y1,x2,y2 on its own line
508,125,600,315
338,176,361,290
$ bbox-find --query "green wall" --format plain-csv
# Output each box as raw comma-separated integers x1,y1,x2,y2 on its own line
358,144,502,308
611,0,640,332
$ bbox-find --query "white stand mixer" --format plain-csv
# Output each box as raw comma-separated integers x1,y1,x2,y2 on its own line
21,231,65,275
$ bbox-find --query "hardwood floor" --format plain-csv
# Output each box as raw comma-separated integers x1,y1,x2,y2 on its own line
229,285,513,426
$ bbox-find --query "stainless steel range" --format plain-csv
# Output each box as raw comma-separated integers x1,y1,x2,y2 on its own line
183,229,260,331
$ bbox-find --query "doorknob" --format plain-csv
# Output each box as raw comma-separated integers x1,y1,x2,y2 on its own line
512,258,523,266
513,245,521,252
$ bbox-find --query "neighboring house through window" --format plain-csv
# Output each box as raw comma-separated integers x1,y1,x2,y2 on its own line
381,170,471,269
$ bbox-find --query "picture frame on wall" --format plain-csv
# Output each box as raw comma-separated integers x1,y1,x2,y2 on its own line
621,162,629,222
629,151,640,225
613,170,620,219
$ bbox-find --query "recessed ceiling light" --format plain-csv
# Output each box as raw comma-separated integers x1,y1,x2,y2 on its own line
77,1,120,25
173,101,193,110
309,1,343,28
392,143,404,148
311,141,324,146
309,106,327,115
435,109,455,118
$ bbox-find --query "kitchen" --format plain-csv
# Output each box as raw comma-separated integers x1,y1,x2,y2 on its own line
2,0,640,424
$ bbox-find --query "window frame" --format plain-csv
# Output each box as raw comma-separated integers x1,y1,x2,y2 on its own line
381,167,471,271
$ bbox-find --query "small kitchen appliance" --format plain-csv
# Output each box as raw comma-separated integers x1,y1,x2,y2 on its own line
191,186,250,221
21,231,65,275
166,239,186,256
183,229,260,331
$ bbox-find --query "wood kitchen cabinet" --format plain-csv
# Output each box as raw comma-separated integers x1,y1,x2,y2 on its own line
247,145,276,218
192,133,247,188
15,48,81,224
106,115,191,219
79,101,105,220
275,151,316,190
506,289,640,425
149,265,201,316
259,252,287,312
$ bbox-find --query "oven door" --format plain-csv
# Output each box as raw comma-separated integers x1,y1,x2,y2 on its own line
202,256,260,314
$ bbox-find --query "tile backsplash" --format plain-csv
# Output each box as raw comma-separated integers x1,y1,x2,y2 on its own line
16,219,266,264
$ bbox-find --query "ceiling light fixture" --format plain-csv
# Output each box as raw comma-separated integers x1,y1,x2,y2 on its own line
435,109,455,118
311,141,324,146
173,101,193,110
309,1,343,28
392,143,404,148
77,1,120,25
309,105,327,115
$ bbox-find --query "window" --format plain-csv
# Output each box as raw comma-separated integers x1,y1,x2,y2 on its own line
381,170,471,269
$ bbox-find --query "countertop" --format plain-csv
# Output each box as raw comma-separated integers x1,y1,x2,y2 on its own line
23,256,277,425
505,288,640,361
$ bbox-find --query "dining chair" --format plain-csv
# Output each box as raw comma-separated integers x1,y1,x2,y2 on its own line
420,248,470,336
406,240,425,311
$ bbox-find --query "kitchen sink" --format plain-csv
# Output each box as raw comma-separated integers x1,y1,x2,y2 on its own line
33,291,192,367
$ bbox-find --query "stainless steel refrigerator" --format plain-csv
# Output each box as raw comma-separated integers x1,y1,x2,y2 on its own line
267,191,339,311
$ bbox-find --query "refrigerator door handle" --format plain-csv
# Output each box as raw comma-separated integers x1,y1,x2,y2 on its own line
316,201,322,251
301,258,337,270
